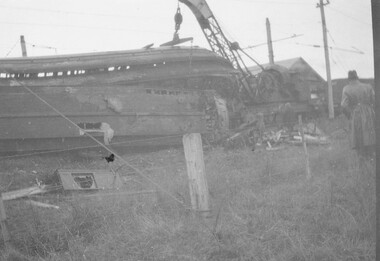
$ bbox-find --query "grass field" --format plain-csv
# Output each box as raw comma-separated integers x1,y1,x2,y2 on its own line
0,117,376,261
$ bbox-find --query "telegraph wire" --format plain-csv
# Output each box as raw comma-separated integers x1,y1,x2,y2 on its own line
7,77,191,209
4,39,19,57
228,0,311,5
327,6,371,26
0,4,167,20
0,21,169,35
326,31,349,72
294,42,364,54
243,34,303,50
26,42,58,54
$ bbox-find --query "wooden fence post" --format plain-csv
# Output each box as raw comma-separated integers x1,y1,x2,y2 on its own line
0,194,10,249
183,133,211,217
298,115,311,180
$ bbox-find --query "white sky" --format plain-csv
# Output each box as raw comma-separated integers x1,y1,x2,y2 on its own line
0,0,373,79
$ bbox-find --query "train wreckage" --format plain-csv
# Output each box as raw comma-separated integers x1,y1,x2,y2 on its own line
0,0,319,153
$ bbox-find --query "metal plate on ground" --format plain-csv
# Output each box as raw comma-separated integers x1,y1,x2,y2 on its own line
56,169,123,191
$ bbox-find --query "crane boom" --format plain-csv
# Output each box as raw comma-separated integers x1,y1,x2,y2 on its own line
179,0,255,98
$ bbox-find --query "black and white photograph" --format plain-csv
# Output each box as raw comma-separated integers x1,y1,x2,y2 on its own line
0,0,376,260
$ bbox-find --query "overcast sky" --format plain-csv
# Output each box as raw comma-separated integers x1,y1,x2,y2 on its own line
0,0,373,79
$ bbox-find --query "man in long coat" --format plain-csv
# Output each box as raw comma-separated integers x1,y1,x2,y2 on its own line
341,70,375,158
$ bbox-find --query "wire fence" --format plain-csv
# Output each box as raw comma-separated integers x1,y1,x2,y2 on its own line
0,94,372,255
0,130,375,257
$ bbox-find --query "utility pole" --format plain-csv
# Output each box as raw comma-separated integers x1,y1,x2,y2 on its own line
317,0,334,119
20,35,27,57
266,18,275,65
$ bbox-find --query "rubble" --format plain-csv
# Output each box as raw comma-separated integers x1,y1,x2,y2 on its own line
223,115,330,151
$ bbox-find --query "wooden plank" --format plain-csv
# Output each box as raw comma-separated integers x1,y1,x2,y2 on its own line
2,186,47,201
298,115,311,180
0,195,10,248
27,200,59,209
183,133,210,217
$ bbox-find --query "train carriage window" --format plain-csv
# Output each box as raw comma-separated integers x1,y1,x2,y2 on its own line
57,72,63,76
46,72,54,77
67,71,71,76
0,73,6,78
38,72,45,78
108,67,115,72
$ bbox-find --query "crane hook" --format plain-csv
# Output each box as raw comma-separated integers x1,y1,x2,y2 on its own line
174,6,183,32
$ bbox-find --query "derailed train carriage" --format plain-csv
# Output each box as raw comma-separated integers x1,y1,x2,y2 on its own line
0,46,242,152
0,0,317,153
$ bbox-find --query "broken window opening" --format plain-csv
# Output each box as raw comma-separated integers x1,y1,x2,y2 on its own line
77,122,102,130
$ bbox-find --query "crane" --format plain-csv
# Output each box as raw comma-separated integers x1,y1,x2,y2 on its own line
178,0,258,99
177,0,316,119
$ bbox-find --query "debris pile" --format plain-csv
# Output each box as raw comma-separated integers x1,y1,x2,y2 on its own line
223,113,329,151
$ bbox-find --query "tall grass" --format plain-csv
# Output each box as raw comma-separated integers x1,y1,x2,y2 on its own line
0,123,375,260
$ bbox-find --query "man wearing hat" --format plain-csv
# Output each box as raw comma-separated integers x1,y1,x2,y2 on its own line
341,70,375,158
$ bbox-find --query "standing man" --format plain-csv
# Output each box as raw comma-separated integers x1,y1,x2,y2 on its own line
341,70,375,158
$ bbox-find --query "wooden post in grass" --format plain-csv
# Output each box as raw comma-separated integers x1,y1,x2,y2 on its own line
0,194,10,249
183,133,210,217
298,115,311,180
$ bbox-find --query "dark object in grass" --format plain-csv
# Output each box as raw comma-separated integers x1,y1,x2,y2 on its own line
104,153,115,163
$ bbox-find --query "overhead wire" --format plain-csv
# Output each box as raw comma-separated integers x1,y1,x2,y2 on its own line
225,0,311,5
7,77,190,209
326,31,348,73
327,6,371,27
0,4,167,20
0,21,169,35
5,39,19,57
